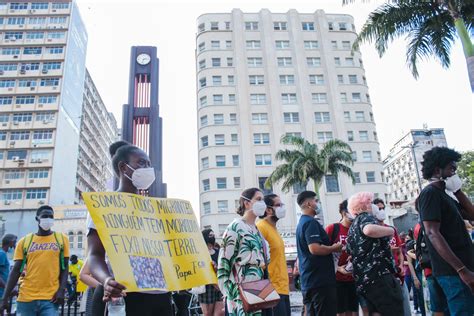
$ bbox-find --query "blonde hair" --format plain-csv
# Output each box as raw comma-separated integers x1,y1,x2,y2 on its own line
348,192,374,216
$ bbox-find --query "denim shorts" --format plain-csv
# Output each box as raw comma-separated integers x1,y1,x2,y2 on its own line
436,275,474,315
17,300,59,316
426,276,448,313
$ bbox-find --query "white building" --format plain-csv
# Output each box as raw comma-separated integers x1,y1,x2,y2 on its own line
196,9,386,237
383,127,447,203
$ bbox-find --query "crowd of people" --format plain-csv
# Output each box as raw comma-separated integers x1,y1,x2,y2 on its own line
0,142,471,316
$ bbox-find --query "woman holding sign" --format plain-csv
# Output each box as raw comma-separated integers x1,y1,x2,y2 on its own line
217,188,273,316
86,141,173,316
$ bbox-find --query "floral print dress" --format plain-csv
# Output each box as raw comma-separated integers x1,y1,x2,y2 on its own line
217,218,269,316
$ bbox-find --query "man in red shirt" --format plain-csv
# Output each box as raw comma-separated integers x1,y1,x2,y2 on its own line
326,200,358,316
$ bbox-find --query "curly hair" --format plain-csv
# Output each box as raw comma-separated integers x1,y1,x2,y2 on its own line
348,192,374,216
421,147,461,180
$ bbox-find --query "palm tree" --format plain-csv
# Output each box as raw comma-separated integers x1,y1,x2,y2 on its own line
347,0,474,91
265,135,355,195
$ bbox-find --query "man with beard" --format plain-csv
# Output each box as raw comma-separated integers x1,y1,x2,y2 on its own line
257,194,290,316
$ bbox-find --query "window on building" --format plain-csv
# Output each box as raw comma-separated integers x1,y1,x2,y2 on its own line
213,94,223,105
46,46,63,54
231,134,238,145
24,47,42,55
342,41,351,49
198,60,206,70
230,113,237,124
212,76,222,86
232,155,239,167
16,96,35,104
252,113,268,124
217,200,228,213
347,131,354,141
202,179,210,191
249,75,264,85
52,3,70,9
203,202,211,214
234,177,241,188
331,41,338,49
273,22,287,30
345,57,355,66
200,115,208,127
199,96,207,107
4,169,24,180
1,189,23,201
359,131,369,141
0,132,6,141
309,75,324,85
218,224,227,237
286,132,302,138
198,42,205,52
307,57,321,67
279,75,295,85
0,97,13,105
246,40,261,49
277,57,292,67
250,94,266,105
7,150,27,160
8,17,26,25
312,93,327,103
281,93,297,104
2,48,21,55
47,32,66,40
226,41,232,49
227,75,235,85
304,41,319,49
5,31,24,40
216,155,226,167
26,188,47,199
283,112,299,123
198,23,205,33
337,75,344,84
201,136,208,147
302,22,315,31
0,80,16,88
340,93,348,103
28,168,49,179
355,111,365,121
30,150,50,161
334,57,341,66
12,113,32,122
33,130,53,142
349,75,358,84
40,78,60,87
373,132,378,141
210,22,219,30
255,154,272,166
215,134,225,146
201,157,209,169
253,133,270,145
325,175,340,192
29,17,47,25
354,172,361,183
245,22,258,31
227,57,233,66
339,22,348,31
275,40,290,49
0,64,18,72
216,178,227,189
211,58,221,67
211,40,220,49
247,57,263,67
362,150,372,161
314,112,330,123
366,171,376,182
31,3,49,9
317,132,333,142
36,112,55,123
258,177,272,195
328,22,334,30
352,93,362,103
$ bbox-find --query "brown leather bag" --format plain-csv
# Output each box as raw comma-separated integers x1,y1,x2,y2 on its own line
233,232,280,312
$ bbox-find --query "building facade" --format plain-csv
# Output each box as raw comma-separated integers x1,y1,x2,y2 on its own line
383,128,447,203
196,9,386,237
76,69,118,202
0,0,87,212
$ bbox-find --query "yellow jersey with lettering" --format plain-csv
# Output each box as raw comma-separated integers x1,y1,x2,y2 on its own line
14,233,70,302
257,219,289,295
69,259,87,293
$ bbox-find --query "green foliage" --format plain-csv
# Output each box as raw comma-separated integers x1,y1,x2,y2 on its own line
352,0,474,78
457,150,474,199
266,135,355,194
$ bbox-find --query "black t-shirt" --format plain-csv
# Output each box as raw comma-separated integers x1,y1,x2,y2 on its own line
346,212,396,292
296,215,335,290
417,184,474,276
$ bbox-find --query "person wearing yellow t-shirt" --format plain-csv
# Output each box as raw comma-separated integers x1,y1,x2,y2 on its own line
69,255,86,294
0,205,70,316
257,194,291,316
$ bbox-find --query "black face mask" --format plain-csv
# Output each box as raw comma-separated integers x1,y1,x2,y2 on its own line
205,236,216,245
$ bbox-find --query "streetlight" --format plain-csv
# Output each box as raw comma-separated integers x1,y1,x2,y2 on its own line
402,141,423,193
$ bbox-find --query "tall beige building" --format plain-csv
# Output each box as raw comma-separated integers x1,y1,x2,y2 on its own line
196,9,386,237
76,69,118,202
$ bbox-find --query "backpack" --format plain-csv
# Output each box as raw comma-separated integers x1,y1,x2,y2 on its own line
20,232,65,273
415,224,431,269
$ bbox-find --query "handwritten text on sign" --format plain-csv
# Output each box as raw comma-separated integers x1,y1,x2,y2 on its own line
83,192,217,292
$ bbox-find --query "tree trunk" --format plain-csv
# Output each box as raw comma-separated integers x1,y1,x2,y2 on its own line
453,18,474,92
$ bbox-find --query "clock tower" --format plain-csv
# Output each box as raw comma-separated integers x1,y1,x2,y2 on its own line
121,46,167,197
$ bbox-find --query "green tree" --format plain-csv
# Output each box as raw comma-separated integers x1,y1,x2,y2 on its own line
348,0,474,91
457,150,474,199
265,135,355,195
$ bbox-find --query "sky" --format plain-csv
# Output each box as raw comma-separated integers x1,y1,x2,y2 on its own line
76,0,473,211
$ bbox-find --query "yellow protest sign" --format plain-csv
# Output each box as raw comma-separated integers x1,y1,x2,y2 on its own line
82,192,217,292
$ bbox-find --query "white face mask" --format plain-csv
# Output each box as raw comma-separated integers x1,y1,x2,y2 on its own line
125,164,156,190
444,174,462,193
39,218,54,231
274,206,286,219
374,208,386,221
370,203,379,215
252,201,267,217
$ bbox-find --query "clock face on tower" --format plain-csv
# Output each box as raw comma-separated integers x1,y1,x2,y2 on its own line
136,53,151,65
